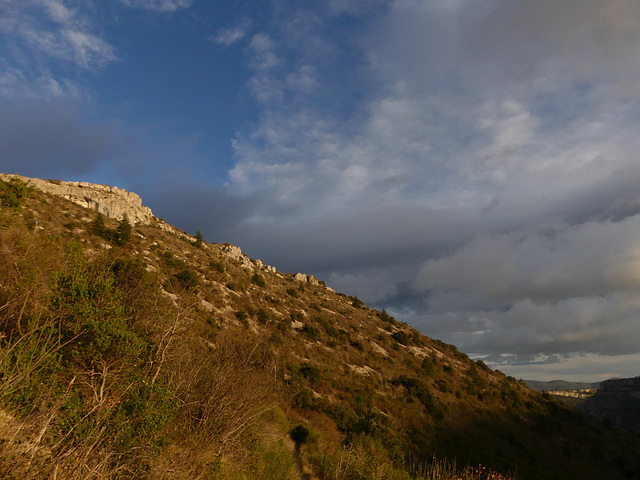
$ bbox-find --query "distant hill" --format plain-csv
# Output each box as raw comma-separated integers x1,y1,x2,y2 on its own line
524,379,601,391
0,174,639,480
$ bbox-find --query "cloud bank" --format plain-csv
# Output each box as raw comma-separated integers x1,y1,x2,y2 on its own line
218,0,640,380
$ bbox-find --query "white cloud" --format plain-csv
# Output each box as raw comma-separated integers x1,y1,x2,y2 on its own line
212,19,251,47
495,352,640,382
416,215,640,304
0,0,117,98
38,0,74,23
248,33,280,71
285,65,319,93
0,66,84,98
63,28,116,69
120,0,192,12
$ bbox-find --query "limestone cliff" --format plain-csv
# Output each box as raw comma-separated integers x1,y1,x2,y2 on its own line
0,174,154,224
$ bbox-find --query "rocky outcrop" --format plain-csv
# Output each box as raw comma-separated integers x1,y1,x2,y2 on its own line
578,376,640,434
294,273,321,286
0,174,154,224
547,388,596,399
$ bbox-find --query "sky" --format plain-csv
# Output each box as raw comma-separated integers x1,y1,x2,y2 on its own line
2,0,640,382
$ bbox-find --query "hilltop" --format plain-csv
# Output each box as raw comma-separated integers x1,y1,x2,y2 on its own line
0,174,639,480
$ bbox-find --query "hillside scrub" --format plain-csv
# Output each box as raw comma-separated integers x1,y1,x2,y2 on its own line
0,185,639,479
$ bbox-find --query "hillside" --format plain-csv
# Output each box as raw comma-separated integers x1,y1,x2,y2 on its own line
0,174,639,480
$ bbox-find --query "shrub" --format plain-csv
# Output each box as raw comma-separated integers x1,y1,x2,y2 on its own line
0,177,32,210
162,251,184,269
302,324,320,341
421,356,435,376
210,260,225,273
51,262,148,368
173,268,199,291
256,308,270,324
377,309,394,323
293,387,315,410
317,317,338,337
299,362,321,382
252,272,266,287
392,331,410,345
290,424,310,444
309,303,322,312
285,288,298,298
392,375,446,418
349,296,364,309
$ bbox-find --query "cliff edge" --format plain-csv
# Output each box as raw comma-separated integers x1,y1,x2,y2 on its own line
578,376,640,434
0,173,154,224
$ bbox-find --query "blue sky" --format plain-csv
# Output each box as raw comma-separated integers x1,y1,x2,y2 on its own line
3,0,640,382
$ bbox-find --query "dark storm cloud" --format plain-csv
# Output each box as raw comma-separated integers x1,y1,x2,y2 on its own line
466,0,640,92
222,205,479,274
0,101,116,178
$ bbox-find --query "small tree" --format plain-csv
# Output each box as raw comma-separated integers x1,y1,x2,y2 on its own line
194,229,204,248
91,213,109,239
116,214,132,245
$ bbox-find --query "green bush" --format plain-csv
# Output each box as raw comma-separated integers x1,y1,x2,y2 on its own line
210,260,225,273
293,387,315,410
51,262,148,368
392,331,410,345
349,296,365,309
252,272,266,287
173,268,199,291
377,309,395,323
115,214,132,245
302,323,320,340
0,177,32,210
285,287,298,298
299,362,321,382
421,356,435,375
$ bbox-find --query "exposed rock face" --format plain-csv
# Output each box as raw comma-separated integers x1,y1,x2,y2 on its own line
547,388,597,399
578,376,640,434
294,272,321,286
0,174,154,224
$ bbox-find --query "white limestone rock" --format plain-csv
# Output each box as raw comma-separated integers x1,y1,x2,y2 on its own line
0,174,154,224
